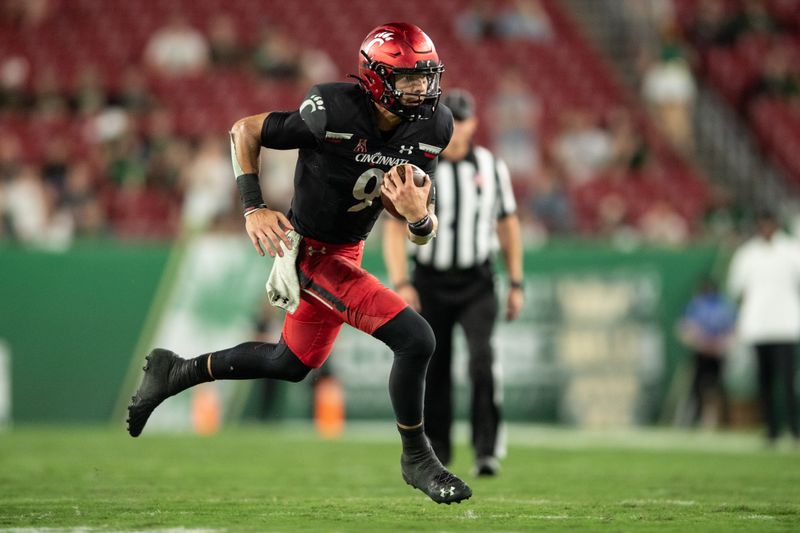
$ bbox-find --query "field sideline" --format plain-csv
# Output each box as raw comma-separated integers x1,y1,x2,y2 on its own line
1,423,798,532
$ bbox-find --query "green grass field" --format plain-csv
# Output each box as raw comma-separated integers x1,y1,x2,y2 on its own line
1,423,799,532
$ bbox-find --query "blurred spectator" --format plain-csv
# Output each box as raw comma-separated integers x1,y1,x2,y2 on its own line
456,0,552,41
41,136,71,197
641,35,697,155
639,199,689,246
3,164,72,248
144,15,210,77
299,47,339,86
71,66,107,116
551,110,613,185
687,0,740,53
251,27,301,80
529,165,573,234
455,0,498,41
606,108,649,176
180,136,234,231
108,177,178,239
62,161,107,237
0,0,51,28
495,0,553,41
741,45,799,112
677,277,737,427
207,13,247,68
490,69,542,182
725,0,782,42
727,210,800,445
0,133,23,182
143,107,178,157
0,56,31,112
111,67,154,114
32,66,68,119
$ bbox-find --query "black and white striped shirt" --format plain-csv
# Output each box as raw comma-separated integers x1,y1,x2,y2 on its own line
414,145,517,270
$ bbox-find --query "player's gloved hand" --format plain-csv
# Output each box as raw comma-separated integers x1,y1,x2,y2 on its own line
245,208,295,258
381,166,431,223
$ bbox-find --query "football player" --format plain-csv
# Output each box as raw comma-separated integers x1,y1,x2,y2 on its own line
127,22,471,505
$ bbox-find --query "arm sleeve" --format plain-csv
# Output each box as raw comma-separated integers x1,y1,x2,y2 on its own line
495,157,517,218
260,111,318,150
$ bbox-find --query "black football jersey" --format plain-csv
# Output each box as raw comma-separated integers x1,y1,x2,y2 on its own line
260,82,453,243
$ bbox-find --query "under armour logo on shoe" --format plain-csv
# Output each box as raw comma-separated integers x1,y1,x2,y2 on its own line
440,486,455,498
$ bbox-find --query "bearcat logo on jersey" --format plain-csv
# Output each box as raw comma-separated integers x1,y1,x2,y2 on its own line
354,151,410,167
300,94,325,114
418,142,443,159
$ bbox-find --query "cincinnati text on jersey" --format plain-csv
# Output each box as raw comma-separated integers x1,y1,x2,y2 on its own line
354,152,411,167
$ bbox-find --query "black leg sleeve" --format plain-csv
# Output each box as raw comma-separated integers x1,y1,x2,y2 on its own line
208,341,311,383
373,307,436,427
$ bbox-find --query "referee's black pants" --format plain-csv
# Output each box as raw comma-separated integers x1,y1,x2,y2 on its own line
414,262,500,465
754,342,800,441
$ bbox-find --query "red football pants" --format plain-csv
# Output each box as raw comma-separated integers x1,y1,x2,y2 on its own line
281,237,407,368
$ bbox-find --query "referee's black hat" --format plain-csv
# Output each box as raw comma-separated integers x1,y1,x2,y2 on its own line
441,89,475,121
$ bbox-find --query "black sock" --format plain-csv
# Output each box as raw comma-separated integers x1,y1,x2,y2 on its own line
207,341,311,382
187,354,213,381
398,424,431,458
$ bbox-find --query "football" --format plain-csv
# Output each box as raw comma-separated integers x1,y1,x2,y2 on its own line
381,163,429,220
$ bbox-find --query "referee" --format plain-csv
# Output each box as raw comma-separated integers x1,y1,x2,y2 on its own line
383,89,524,476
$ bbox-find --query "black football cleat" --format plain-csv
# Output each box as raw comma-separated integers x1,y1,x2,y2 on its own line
401,449,473,504
126,349,185,437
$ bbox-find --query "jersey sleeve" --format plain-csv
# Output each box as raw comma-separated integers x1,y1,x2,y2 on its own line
297,85,328,141
260,111,318,150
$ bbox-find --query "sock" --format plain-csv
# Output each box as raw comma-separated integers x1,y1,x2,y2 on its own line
398,424,431,458
162,354,213,396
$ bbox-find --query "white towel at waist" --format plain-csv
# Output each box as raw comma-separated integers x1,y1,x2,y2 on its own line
265,230,303,313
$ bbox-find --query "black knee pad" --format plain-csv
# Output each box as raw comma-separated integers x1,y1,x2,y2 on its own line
374,307,436,360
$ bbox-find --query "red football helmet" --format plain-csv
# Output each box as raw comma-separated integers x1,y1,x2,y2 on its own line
356,22,444,122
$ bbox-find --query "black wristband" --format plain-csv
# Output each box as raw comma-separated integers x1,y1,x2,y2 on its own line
510,280,524,291
408,214,433,236
236,173,264,209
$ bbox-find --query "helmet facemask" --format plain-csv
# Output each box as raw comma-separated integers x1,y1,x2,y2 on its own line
359,50,444,122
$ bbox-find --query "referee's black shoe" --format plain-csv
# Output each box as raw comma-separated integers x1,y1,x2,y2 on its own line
126,349,198,437
401,448,472,504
